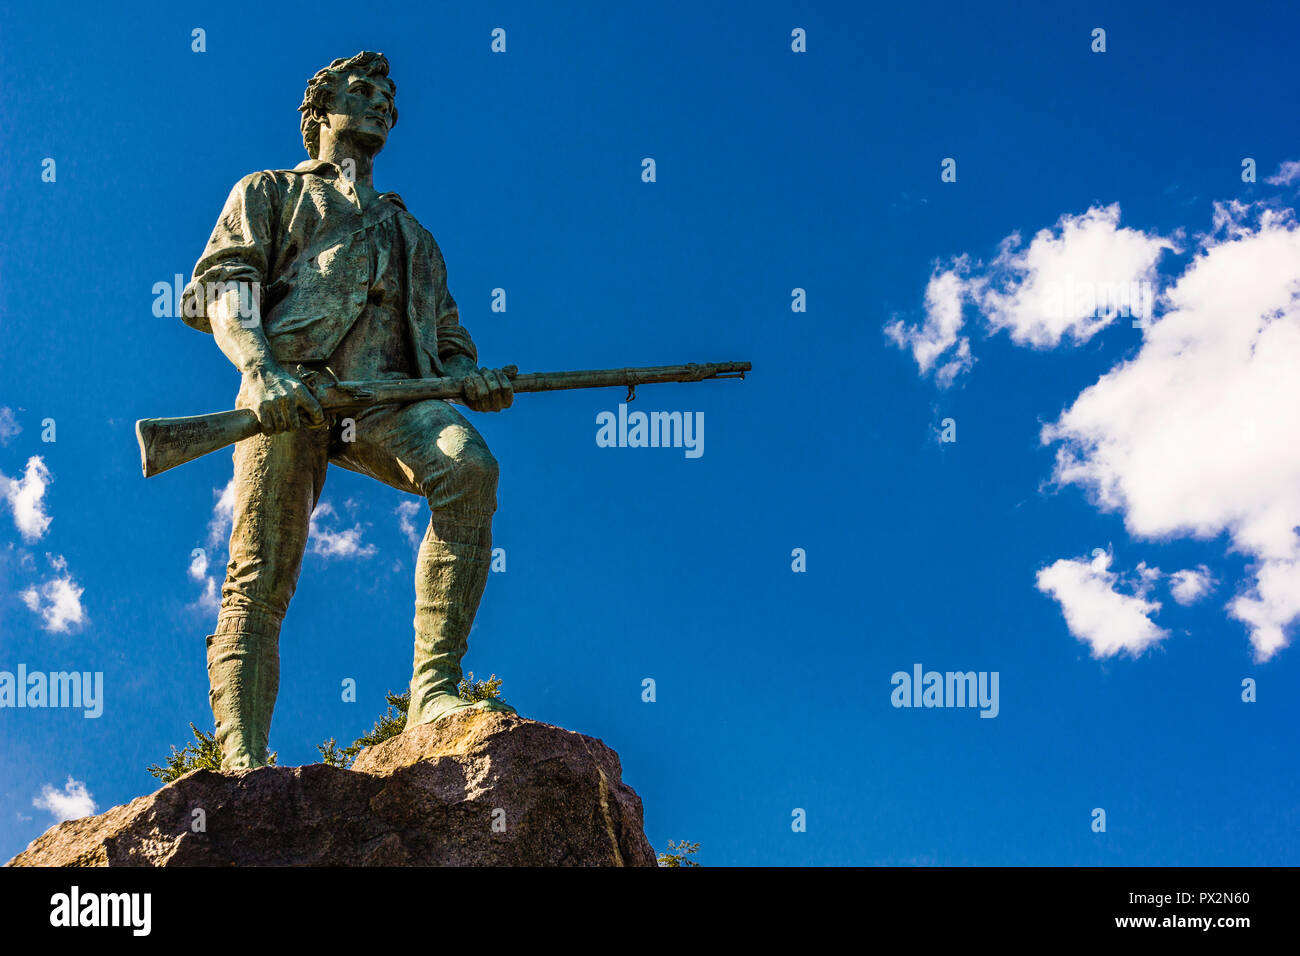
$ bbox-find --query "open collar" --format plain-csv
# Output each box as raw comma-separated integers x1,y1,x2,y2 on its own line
290,159,407,210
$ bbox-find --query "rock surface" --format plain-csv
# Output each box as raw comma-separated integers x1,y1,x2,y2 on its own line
7,710,654,867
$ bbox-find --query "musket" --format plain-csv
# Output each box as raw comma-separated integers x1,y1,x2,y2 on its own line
135,361,751,477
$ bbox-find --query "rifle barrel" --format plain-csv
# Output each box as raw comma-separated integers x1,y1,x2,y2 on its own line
321,361,751,408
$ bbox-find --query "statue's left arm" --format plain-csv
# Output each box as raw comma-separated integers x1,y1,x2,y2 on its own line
424,234,513,412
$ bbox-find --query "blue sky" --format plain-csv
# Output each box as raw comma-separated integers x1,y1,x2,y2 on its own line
2,0,1299,865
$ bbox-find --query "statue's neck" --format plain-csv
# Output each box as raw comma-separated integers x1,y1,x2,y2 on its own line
317,141,376,189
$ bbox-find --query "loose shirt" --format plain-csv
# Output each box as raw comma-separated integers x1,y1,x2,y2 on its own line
181,159,477,378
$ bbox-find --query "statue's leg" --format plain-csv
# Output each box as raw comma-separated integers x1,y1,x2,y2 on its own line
332,399,515,727
208,426,329,770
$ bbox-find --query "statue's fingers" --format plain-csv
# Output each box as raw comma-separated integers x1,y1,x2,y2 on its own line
463,374,483,407
280,397,299,431
491,370,514,409
261,402,283,434
298,390,325,427
495,370,515,408
278,396,297,432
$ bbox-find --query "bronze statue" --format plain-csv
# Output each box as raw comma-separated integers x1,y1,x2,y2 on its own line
169,52,750,772
179,52,519,770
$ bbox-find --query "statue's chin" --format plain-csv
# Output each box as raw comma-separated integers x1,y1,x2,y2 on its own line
345,128,387,154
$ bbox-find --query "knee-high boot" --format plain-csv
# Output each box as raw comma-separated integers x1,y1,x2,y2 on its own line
206,613,280,770
405,519,515,727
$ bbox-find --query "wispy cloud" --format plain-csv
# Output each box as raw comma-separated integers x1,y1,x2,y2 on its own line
309,502,377,560
1,456,53,542
32,777,96,822
188,479,236,612
187,478,235,613
888,205,1175,385
206,478,235,548
1169,566,1215,606
193,575,220,612
1036,550,1167,658
395,500,422,548
1265,159,1300,187
20,558,87,633
0,407,20,445
885,265,973,386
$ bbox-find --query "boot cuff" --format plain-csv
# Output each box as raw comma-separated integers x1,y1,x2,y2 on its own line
214,606,283,639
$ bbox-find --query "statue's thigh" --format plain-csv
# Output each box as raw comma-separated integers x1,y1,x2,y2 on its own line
331,399,494,499
228,428,330,579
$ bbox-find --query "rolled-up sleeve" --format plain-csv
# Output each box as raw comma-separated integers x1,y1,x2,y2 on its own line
181,172,277,333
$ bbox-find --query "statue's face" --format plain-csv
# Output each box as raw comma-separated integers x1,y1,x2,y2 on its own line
321,70,395,153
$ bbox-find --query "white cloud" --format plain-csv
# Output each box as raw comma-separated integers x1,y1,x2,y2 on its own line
885,263,974,385
195,576,220,612
888,205,1175,383
0,407,20,445
1042,201,1300,660
1134,561,1162,596
395,500,423,548
207,478,235,547
32,777,96,822
309,502,376,560
980,205,1175,348
187,480,237,613
1169,566,1214,605
21,565,86,633
1036,550,1168,658
1228,559,1300,659
1265,160,1300,187
1,456,52,542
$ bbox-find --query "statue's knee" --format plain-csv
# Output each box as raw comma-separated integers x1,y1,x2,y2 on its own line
418,424,499,513
462,444,499,492
424,442,497,515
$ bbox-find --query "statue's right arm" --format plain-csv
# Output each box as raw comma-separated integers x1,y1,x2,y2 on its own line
189,173,322,434
209,288,323,434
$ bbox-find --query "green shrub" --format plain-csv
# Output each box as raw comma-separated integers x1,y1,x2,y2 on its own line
146,723,277,783
657,840,701,867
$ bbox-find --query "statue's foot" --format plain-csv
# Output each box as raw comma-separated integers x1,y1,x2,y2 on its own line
220,752,269,772
407,692,517,729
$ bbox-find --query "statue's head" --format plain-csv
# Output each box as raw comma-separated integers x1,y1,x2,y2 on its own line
298,51,398,159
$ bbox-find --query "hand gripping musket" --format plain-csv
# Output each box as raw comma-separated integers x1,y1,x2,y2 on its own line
135,361,751,477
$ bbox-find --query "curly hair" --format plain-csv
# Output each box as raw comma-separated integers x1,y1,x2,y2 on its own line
298,51,398,159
